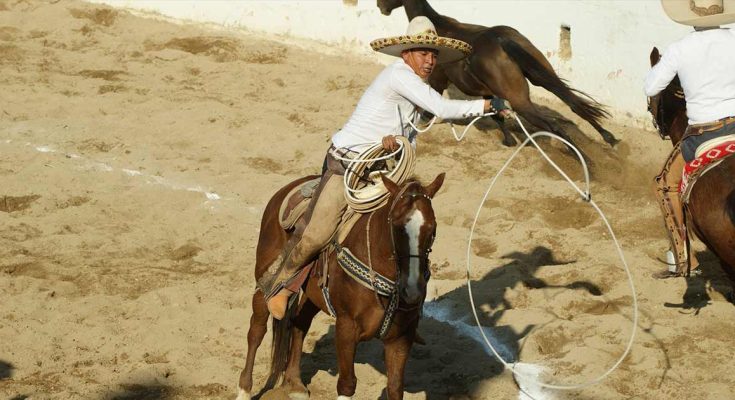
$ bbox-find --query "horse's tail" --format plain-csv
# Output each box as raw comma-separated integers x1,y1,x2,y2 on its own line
498,37,611,129
264,299,298,389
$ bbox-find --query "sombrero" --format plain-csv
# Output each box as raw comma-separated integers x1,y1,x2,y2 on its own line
662,0,735,26
370,16,472,64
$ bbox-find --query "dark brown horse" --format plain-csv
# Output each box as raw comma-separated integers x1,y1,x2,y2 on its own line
377,0,618,147
648,47,735,285
237,173,445,400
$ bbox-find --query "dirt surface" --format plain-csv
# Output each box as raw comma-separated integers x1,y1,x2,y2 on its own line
1,1,734,399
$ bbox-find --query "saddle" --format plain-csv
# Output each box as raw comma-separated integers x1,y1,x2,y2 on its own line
680,134,735,203
279,177,320,230
276,179,414,338
278,176,366,302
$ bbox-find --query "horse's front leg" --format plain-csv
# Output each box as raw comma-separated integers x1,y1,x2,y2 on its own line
335,318,359,399
282,299,320,399
383,330,416,400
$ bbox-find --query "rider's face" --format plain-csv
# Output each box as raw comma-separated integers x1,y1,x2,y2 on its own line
401,48,438,80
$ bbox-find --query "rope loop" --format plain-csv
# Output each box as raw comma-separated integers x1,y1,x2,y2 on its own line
464,113,638,391
332,136,416,213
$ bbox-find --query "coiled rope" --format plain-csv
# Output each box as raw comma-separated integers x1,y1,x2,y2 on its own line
410,112,639,390
331,136,416,212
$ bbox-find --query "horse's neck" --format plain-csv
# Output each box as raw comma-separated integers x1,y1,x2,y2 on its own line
403,0,480,38
403,0,448,29
669,112,688,146
344,205,395,275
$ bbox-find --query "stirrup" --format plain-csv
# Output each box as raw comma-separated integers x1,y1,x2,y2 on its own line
666,250,678,273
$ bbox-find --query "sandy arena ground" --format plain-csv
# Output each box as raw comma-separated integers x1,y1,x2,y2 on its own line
2,1,735,399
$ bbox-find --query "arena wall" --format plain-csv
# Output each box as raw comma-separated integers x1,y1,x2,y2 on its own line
92,0,720,126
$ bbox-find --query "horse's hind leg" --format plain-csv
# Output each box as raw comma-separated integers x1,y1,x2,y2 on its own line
593,124,619,147
237,290,269,400
510,99,594,158
282,299,320,399
492,113,517,147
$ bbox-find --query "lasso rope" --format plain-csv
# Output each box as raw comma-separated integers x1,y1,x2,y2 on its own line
411,110,637,389
331,136,416,212
333,110,637,390
408,112,493,141
461,113,638,390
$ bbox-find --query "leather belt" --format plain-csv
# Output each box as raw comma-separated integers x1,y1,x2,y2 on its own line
328,144,359,159
688,115,735,135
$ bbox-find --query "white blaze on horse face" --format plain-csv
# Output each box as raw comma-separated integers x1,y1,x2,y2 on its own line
405,209,425,300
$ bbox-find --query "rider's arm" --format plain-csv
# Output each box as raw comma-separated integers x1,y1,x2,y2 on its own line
390,65,485,119
644,45,679,97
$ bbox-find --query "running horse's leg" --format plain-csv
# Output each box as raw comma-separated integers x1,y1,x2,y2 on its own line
282,299,320,399
237,290,270,400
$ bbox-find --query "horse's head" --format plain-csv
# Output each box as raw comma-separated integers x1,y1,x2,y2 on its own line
381,173,444,305
648,47,687,144
377,0,404,16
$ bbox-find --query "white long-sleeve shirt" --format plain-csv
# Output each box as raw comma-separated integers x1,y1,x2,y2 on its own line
331,60,485,152
644,28,735,125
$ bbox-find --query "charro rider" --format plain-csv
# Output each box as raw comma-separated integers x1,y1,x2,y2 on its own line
645,0,735,276
258,16,512,319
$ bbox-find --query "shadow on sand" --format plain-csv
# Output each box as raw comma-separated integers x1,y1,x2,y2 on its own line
287,246,601,399
663,249,735,314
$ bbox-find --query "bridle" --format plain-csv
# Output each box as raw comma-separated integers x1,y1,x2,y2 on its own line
369,181,434,337
387,182,434,264
648,93,668,140
387,182,434,303
648,84,685,141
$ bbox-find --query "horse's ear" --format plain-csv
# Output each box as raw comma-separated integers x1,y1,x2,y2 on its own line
650,47,660,67
381,174,400,197
424,173,445,198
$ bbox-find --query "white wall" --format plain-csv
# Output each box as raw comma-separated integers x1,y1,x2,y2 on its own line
92,0,717,125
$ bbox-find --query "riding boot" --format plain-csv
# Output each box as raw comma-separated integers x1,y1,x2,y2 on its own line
654,146,697,275
255,249,301,320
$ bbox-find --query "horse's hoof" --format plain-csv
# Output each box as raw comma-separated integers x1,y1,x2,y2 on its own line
601,130,620,147
337,396,352,400
414,332,426,345
288,392,309,400
502,138,517,147
651,270,679,280
235,388,251,400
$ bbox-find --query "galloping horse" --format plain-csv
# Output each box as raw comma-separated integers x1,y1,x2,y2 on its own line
648,47,735,285
237,173,445,399
377,0,618,147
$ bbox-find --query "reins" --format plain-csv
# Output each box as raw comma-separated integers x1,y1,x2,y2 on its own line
649,83,685,140
360,177,432,330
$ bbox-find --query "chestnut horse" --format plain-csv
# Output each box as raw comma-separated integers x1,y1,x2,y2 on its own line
237,173,445,399
377,0,618,147
648,47,735,284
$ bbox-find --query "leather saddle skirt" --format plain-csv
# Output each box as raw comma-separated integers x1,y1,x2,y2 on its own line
279,177,321,230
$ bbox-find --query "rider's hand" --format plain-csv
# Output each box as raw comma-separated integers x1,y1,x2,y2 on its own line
382,135,399,152
486,97,514,119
